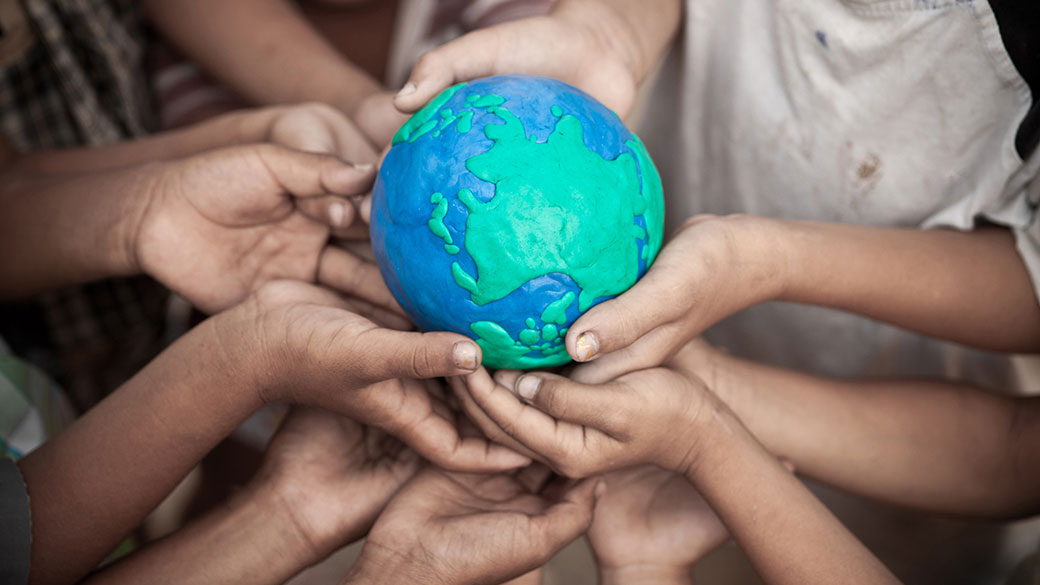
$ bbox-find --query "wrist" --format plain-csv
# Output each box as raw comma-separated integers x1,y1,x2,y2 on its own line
599,565,693,585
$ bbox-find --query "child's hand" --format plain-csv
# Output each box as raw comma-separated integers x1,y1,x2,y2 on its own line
394,5,650,118
563,214,786,378
132,143,395,314
352,91,410,151
212,280,529,472
254,407,420,566
342,467,602,585
588,465,728,585
449,340,722,478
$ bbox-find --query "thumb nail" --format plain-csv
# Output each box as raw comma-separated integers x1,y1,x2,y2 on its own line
516,375,541,402
453,341,478,371
575,332,599,362
396,82,417,99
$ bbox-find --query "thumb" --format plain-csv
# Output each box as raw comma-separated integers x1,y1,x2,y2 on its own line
350,328,483,382
566,267,686,362
528,477,602,552
253,144,376,198
394,29,502,113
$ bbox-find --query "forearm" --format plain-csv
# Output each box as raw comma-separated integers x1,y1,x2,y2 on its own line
554,0,680,84
774,220,1040,352
710,350,1040,518
82,480,315,585
17,319,262,585
142,0,381,116
683,412,901,585
0,164,148,298
9,109,273,174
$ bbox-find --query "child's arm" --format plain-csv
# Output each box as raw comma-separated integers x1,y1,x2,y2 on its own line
2,103,377,174
565,215,1040,375
18,281,525,585
0,143,384,310
452,360,902,585
680,341,1040,519
394,0,682,119
141,0,382,121
82,408,422,585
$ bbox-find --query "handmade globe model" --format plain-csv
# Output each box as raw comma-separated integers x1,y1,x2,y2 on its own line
370,75,664,369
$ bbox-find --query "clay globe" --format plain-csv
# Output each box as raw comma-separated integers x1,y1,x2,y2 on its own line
370,74,664,369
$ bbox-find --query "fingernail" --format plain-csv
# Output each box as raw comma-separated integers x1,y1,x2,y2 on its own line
353,162,374,172
328,202,346,227
396,82,417,98
594,480,607,498
516,375,541,401
453,341,478,371
575,332,599,362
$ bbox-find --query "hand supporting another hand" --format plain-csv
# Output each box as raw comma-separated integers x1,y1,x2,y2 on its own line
211,279,530,472
83,408,419,585
133,143,391,314
342,467,602,585
588,465,728,585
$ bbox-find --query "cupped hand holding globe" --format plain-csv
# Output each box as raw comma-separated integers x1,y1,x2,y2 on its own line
371,75,664,369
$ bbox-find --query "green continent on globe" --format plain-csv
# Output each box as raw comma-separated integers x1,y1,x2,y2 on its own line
402,83,662,368
451,103,649,312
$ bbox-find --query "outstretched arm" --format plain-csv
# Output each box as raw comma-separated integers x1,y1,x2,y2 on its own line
566,215,1040,377
18,281,523,585
699,344,1040,519
142,0,381,118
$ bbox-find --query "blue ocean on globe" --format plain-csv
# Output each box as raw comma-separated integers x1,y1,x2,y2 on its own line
370,74,664,369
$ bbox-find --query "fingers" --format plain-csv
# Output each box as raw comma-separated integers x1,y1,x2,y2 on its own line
318,245,406,316
393,30,502,112
254,143,376,198
347,327,483,383
459,369,610,477
394,408,531,472
506,371,627,436
527,477,602,553
295,194,356,232
447,373,544,461
565,266,686,363
568,324,684,385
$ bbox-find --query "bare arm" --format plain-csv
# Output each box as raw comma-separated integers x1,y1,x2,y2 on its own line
142,0,381,117
566,215,1040,377
17,316,263,585
703,345,1040,518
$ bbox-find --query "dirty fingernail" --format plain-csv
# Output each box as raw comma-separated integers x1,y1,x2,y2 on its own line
453,341,478,371
516,375,541,402
396,82,417,98
575,332,599,362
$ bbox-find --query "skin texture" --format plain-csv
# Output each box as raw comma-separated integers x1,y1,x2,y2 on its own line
564,214,1040,375
588,465,728,585
141,0,382,130
616,340,1040,519
451,342,903,585
342,467,602,585
0,104,390,306
17,281,528,585
83,408,420,585
393,0,682,120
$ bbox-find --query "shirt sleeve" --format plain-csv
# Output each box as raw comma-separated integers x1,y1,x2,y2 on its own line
0,457,31,585
1011,148,1040,305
